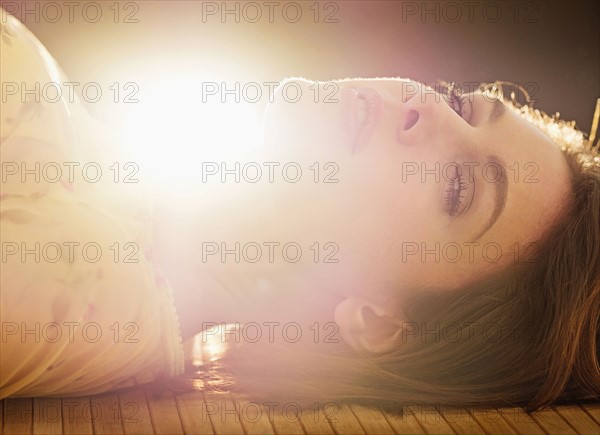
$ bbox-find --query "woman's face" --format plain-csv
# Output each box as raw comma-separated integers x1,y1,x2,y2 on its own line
261,78,571,304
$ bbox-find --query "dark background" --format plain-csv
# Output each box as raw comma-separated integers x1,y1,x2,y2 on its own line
2,0,599,133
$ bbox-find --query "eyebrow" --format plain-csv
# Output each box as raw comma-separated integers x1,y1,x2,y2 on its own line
472,156,509,242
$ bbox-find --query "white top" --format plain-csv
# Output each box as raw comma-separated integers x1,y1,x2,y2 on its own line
0,7,184,398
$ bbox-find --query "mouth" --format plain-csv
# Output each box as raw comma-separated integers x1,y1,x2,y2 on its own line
342,87,383,153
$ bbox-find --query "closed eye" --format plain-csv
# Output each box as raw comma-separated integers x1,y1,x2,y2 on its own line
440,86,473,123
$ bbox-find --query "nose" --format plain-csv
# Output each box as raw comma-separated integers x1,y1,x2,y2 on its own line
394,92,429,144
403,110,420,131
394,86,450,145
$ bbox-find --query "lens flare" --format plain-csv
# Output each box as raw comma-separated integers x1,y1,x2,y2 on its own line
117,67,262,190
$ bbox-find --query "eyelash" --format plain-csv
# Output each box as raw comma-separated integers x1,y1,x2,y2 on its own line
449,93,466,118
441,83,470,216
444,165,468,216
443,83,467,118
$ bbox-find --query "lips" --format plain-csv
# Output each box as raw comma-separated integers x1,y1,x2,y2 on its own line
341,87,383,153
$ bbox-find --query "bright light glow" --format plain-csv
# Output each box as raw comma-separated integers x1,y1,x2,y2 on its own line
192,323,236,366
117,66,263,190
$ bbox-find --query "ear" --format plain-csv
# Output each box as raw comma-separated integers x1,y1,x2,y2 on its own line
334,297,405,354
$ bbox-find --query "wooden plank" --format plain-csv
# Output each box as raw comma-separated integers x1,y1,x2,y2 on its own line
5,395,597,435
259,400,305,435
467,408,517,435
119,388,155,435
61,397,93,435
230,393,275,435
0,399,3,434
380,404,427,435
90,393,124,435
175,391,215,435
554,405,600,435
400,404,454,435
581,404,600,425
325,404,365,435
202,392,245,435
437,406,485,435
145,389,184,435
531,406,577,435
3,398,33,435
349,405,395,435
497,407,545,435
33,398,62,435
297,402,335,435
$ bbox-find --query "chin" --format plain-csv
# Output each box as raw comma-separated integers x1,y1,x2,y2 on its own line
263,79,351,159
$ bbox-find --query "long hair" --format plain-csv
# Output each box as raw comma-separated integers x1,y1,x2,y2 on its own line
201,83,600,411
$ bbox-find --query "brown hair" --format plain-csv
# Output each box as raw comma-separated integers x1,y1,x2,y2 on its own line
209,85,600,411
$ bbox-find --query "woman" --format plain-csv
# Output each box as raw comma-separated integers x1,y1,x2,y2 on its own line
161,78,599,411
251,80,600,408
1,7,598,410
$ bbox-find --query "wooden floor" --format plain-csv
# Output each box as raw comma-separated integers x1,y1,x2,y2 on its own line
1,389,598,435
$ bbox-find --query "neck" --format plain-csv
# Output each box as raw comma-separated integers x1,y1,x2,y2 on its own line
152,181,343,339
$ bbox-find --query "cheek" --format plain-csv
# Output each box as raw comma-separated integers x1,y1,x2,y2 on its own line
346,164,486,290
334,168,437,275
